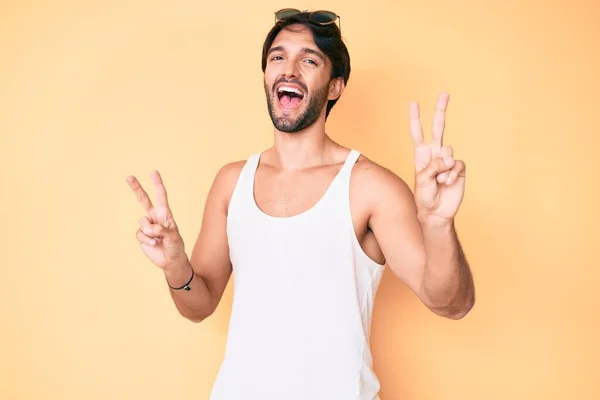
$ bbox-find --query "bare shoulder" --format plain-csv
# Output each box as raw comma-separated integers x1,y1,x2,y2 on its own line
215,160,246,185
352,154,415,202
349,153,418,230
210,160,247,209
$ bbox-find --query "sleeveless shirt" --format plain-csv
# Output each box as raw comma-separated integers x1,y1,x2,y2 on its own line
209,149,385,400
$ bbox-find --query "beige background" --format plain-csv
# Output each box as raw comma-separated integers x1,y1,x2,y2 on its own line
1,0,598,399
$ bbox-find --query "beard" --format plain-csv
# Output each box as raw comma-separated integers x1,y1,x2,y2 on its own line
264,80,329,133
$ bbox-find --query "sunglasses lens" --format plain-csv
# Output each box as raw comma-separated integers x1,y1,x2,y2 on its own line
311,11,337,24
276,8,301,20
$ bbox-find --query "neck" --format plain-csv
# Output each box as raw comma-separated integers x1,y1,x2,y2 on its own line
271,119,335,170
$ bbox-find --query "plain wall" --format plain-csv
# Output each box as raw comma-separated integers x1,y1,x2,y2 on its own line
1,0,598,399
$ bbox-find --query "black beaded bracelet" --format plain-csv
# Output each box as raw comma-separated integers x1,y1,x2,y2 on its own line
167,267,194,291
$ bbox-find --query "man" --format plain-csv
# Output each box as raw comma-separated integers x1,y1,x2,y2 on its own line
126,9,474,400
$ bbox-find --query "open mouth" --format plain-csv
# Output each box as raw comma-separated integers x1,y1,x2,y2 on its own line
276,85,305,111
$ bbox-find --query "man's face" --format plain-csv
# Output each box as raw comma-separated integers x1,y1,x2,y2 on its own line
264,24,334,133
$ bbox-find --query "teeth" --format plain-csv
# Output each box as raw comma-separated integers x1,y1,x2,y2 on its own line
278,86,304,96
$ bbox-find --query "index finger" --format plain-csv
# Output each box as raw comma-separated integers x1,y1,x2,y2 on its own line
431,92,449,149
408,101,424,148
151,170,170,209
126,175,153,212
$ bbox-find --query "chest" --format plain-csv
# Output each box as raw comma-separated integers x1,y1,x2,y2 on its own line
253,166,340,218
242,160,386,266
251,165,375,251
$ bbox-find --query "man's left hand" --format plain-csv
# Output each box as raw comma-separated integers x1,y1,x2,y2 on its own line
409,92,466,224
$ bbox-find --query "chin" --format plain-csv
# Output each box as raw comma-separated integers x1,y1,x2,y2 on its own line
269,101,310,133
273,117,306,134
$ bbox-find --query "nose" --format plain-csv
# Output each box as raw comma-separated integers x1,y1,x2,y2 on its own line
281,60,299,81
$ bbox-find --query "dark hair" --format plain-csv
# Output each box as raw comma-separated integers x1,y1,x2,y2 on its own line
261,12,351,119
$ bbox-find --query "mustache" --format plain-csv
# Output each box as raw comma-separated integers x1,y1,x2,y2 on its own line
272,78,308,94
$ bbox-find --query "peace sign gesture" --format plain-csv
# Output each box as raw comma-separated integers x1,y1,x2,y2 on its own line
409,93,466,223
126,171,186,270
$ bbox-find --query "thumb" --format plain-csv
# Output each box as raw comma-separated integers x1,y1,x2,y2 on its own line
142,219,180,242
416,157,454,186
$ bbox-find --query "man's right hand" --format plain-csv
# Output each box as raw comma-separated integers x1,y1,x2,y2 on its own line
126,170,186,271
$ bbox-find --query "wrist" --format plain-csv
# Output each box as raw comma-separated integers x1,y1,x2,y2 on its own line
163,252,189,273
417,212,455,230
163,256,193,287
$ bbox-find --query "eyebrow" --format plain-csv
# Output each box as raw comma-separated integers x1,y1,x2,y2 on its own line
267,46,326,62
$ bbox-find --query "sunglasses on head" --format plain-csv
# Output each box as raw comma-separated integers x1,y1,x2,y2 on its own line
274,8,341,32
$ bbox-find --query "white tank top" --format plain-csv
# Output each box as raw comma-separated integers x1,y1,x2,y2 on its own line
209,149,385,400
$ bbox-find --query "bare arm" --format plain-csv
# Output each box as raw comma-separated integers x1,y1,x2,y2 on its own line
165,161,244,322
364,164,474,319
418,216,474,319
128,161,243,323
365,93,475,319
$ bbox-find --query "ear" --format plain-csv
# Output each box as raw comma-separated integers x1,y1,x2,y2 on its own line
328,77,345,101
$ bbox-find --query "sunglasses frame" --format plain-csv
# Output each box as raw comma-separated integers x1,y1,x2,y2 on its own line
274,8,341,32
